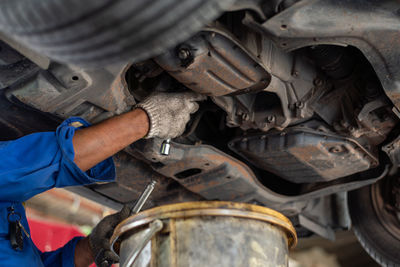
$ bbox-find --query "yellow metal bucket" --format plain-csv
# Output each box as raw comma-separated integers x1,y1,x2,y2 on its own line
111,201,297,267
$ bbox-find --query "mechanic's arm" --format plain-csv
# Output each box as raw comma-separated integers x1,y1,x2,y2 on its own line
73,92,205,171
72,92,205,267
72,108,149,171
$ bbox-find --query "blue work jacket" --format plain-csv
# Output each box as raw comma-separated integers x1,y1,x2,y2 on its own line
0,117,116,266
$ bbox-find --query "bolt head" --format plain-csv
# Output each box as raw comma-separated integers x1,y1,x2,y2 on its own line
295,101,304,109
313,78,324,87
266,115,276,123
329,145,344,153
178,48,191,60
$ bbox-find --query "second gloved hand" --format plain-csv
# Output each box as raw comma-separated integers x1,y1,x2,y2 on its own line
135,91,206,139
89,205,130,267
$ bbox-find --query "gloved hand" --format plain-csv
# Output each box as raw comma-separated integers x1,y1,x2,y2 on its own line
135,91,206,139
89,205,130,267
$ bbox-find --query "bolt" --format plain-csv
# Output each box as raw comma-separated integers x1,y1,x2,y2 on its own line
242,113,250,121
178,48,191,60
266,115,275,123
313,78,324,87
295,101,304,109
329,145,344,153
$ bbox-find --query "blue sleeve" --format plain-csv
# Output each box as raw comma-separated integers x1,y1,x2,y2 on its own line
40,236,84,267
0,117,115,202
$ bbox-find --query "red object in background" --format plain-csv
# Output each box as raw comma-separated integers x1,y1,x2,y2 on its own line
28,217,85,252
28,217,98,267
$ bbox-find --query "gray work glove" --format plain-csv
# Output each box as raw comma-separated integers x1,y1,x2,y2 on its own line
89,205,130,267
135,91,206,139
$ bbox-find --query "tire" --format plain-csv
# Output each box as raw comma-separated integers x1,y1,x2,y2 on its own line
0,0,234,66
349,178,400,267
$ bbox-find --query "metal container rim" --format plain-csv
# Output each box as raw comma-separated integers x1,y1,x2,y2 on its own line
111,201,297,252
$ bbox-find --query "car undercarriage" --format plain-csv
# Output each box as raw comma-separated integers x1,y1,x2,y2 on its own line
1,0,400,265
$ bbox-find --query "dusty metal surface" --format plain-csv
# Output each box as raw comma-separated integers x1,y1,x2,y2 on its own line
87,152,203,207
0,41,39,89
0,32,50,69
175,25,319,133
383,137,400,166
155,30,271,96
0,91,59,141
131,138,388,214
246,0,400,112
0,41,24,66
229,127,378,183
7,63,134,123
112,201,296,267
132,139,269,204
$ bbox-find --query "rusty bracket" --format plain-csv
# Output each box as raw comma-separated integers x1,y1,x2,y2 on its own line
131,138,389,214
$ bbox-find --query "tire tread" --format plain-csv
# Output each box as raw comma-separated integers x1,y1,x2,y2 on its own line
0,0,235,65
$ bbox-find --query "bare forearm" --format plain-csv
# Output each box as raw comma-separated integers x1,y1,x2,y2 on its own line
74,237,94,267
72,108,149,171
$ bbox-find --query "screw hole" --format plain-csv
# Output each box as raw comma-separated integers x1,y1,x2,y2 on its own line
204,163,210,166
72,76,79,81
151,158,157,161
281,43,287,47
226,176,231,179
329,146,345,153
281,24,287,30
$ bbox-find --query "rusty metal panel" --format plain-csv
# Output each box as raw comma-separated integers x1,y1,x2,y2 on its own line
155,31,270,96
229,128,378,183
88,152,202,207
250,0,400,112
7,63,134,123
131,138,387,215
